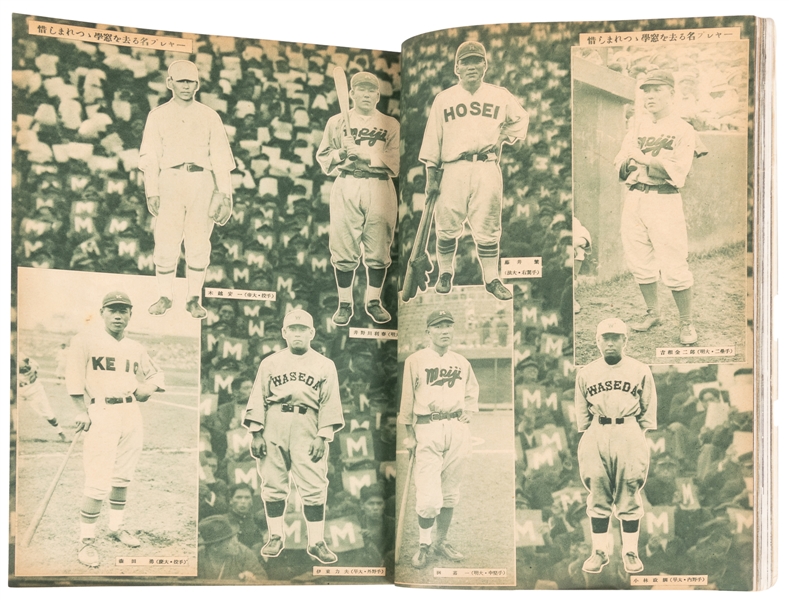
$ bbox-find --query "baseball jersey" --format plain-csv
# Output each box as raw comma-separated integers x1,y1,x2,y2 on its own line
18,358,40,388
316,109,400,177
398,347,480,425
138,99,235,197
614,114,705,189
65,328,165,401
419,82,529,167
574,356,657,433
244,347,345,439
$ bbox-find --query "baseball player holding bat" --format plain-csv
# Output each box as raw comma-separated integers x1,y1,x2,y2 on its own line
317,71,399,326
17,355,68,442
414,41,529,302
139,60,235,319
66,291,165,567
399,309,479,569
574,318,657,574
244,309,345,564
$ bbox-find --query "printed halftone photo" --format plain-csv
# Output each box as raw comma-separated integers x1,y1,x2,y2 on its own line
571,37,750,365
13,267,200,577
395,286,516,587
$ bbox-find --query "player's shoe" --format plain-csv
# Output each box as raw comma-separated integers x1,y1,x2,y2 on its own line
307,540,338,564
108,529,141,547
411,543,431,569
485,279,512,301
622,551,644,573
78,539,100,568
186,297,207,319
148,296,173,316
679,323,698,345
631,312,661,332
433,540,463,562
332,303,353,326
435,272,453,294
260,534,284,558
365,300,391,324
581,550,609,574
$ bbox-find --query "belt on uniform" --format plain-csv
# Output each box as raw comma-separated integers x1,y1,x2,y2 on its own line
280,404,311,414
629,182,678,194
415,410,463,424
450,151,497,163
597,416,633,425
91,395,134,405
171,163,205,172
339,169,389,180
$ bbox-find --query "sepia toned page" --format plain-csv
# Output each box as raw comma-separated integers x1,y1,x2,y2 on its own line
394,16,759,591
10,13,400,585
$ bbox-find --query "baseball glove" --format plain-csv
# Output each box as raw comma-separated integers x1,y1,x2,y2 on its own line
208,191,232,226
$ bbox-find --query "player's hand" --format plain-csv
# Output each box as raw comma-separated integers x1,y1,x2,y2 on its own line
250,432,267,459
134,382,158,403
147,195,160,217
342,135,359,161
627,149,647,165
403,434,416,453
458,410,473,424
75,410,92,433
308,436,326,462
425,174,440,197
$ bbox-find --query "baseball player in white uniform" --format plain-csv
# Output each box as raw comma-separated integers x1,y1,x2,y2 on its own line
419,41,529,301
66,291,165,568
244,309,345,564
17,355,68,441
139,60,235,319
614,70,706,345
317,72,399,326
399,309,479,569
574,318,657,574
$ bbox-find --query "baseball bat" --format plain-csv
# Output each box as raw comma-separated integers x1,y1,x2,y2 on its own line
332,67,357,160
20,430,83,547
393,449,416,565
401,188,439,302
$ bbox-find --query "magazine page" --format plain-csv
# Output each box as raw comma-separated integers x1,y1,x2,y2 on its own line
394,16,758,590
10,13,400,585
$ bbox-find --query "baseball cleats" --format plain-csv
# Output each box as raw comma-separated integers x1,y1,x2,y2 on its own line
260,534,284,558
622,551,644,573
186,297,207,319
433,540,463,562
679,323,698,345
365,300,391,324
148,296,172,316
485,279,512,301
581,550,609,574
109,529,141,547
332,303,353,326
411,543,431,569
435,272,453,294
307,541,338,564
631,312,661,332
78,539,100,568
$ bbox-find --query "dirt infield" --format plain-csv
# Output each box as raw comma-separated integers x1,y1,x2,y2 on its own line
574,244,747,366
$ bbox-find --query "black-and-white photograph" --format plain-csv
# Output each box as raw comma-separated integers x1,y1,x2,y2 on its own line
572,37,749,365
14,267,200,577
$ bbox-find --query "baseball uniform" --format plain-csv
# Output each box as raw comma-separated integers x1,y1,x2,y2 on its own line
17,356,67,440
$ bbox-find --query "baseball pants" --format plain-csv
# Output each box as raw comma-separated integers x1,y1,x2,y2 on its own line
329,176,396,272
154,169,215,271
435,161,502,245
621,189,694,290
577,418,649,520
19,381,57,421
413,419,471,519
83,401,143,499
256,408,329,506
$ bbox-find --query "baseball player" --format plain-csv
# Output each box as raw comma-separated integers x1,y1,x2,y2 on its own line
243,309,345,564
419,41,529,301
399,309,479,569
66,291,165,568
17,355,68,441
316,72,399,326
614,69,706,345
574,318,657,574
139,60,235,319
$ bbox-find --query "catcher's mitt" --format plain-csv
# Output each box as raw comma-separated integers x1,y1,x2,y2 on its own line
208,191,232,226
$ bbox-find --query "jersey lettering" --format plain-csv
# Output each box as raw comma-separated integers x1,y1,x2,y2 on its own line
586,380,639,398
351,127,387,147
270,372,320,390
443,102,501,122
424,366,463,388
638,135,675,156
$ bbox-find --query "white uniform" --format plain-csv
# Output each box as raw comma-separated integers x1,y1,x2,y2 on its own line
399,347,479,519
574,356,656,520
66,328,165,499
18,358,57,421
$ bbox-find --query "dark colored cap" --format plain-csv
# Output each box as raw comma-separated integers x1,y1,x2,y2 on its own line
198,515,238,545
639,70,675,89
102,291,132,308
426,309,454,327
360,482,385,503
351,72,379,89
456,41,486,63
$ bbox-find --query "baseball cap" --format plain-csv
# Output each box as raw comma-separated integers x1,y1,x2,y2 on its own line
456,41,486,63
351,72,379,90
639,69,674,89
283,309,314,329
102,291,133,308
198,515,239,545
426,309,454,328
168,60,199,81
596,318,627,337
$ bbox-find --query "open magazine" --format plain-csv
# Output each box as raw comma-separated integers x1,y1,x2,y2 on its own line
8,11,775,590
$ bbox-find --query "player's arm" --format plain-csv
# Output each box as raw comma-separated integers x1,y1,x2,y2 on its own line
316,115,348,175
311,362,344,462
244,363,271,458
135,350,165,402
418,96,443,170
398,357,418,452
637,368,658,431
459,360,480,423
614,128,642,179
65,336,91,431
138,111,163,215
208,110,236,197
573,372,593,432
641,125,697,187
498,91,530,146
